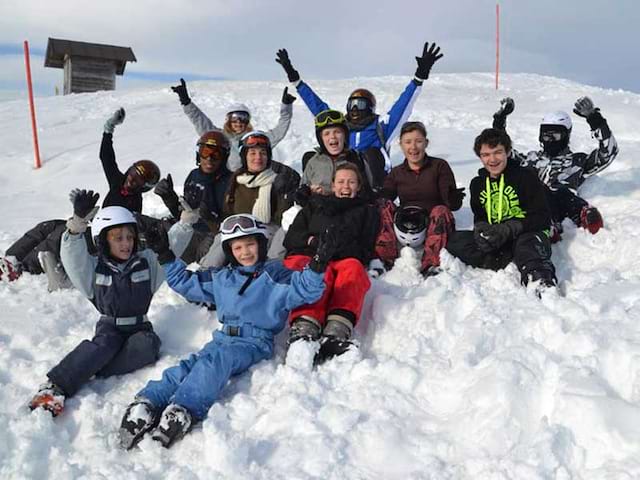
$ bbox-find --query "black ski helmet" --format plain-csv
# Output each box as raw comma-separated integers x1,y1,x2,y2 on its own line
314,109,350,154
239,131,272,171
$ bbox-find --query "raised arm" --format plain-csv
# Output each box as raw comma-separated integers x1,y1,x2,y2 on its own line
171,78,219,136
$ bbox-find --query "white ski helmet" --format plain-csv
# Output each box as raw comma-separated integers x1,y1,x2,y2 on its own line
226,103,251,117
393,206,427,248
91,206,138,252
540,111,572,131
220,214,269,264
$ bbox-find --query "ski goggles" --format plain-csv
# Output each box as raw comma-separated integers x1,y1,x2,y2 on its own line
540,131,563,142
346,97,371,112
315,109,346,128
198,144,226,162
227,111,250,124
220,214,264,235
242,134,270,149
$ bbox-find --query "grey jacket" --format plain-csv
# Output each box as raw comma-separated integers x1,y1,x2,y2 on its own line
60,231,164,300
184,100,293,171
302,150,374,196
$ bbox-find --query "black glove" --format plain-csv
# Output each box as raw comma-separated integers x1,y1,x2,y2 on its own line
448,187,466,211
573,96,606,130
73,189,100,218
308,227,341,273
493,97,515,130
282,87,296,105
171,78,191,106
415,42,443,81
573,96,596,118
154,174,181,217
293,184,311,207
275,49,300,83
154,174,175,199
183,181,205,210
145,224,175,264
475,220,523,252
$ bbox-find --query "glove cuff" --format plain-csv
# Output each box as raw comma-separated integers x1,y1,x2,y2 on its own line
413,76,425,85
179,209,200,226
308,254,327,273
103,121,115,135
157,250,176,265
586,109,606,130
66,215,89,234
492,113,507,131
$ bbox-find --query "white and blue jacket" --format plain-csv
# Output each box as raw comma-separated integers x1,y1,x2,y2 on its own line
295,78,422,171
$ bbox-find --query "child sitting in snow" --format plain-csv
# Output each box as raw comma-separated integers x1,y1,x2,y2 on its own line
29,191,165,416
118,212,333,449
283,163,379,364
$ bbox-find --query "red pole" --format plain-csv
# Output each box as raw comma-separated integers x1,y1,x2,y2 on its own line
23,40,42,169
495,3,500,90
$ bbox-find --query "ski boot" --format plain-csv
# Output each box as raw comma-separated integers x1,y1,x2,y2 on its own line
285,316,322,367
151,403,193,448
287,316,321,346
119,397,158,450
29,382,65,417
580,206,603,234
315,315,355,366
0,256,22,282
527,269,557,299
38,251,72,292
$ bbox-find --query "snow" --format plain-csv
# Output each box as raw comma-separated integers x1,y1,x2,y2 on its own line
2,73,640,479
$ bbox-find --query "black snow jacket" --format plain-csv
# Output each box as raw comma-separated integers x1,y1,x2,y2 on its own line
470,159,551,233
284,194,380,265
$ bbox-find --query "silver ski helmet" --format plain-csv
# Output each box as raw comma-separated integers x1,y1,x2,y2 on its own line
539,110,572,156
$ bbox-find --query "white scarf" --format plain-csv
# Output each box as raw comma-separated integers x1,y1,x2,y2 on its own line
235,168,277,223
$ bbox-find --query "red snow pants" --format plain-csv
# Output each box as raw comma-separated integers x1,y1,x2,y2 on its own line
284,255,371,326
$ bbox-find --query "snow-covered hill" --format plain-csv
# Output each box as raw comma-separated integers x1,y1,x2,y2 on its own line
1,73,640,479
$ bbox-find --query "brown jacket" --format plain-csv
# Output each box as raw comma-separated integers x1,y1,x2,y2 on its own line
382,156,459,212
223,181,290,225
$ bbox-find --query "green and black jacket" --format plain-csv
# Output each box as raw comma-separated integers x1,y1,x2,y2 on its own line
469,159,551,233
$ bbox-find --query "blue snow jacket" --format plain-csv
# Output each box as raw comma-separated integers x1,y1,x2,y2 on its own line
163,258,325,355
295,79,422,171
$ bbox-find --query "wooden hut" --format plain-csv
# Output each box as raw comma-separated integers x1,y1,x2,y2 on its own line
44,38,137,94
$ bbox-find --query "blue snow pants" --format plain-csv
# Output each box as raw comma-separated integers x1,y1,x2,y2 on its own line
138,331,271,420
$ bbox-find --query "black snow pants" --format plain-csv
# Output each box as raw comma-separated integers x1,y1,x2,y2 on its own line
446,230,556,285
545,186,589,225
47,318,161,397
6,220,67,274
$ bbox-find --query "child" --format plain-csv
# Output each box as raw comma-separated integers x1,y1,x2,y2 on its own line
446,128,557,295
380,121,465,276
283,163,379,364
118,213,333,449
492,96,618,237
28,191,164,416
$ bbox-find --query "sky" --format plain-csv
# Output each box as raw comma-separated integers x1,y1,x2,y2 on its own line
0,0,637,98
